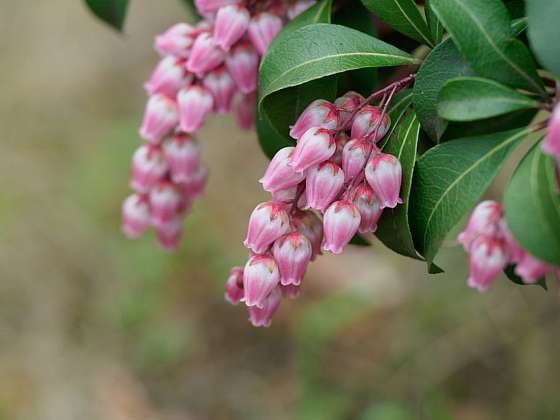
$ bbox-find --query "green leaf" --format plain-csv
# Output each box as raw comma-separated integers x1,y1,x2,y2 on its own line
510,17,528,38
504,143,560,265
413,39,473,142
437,76,538,121
430,0,544,94
361,0,435,46
527,0,560,77
84,0,129,31
504,265,547,290
409,128,528,265
425,0,444,44
380,89,414,147
376,111,423,260
350,234,371,247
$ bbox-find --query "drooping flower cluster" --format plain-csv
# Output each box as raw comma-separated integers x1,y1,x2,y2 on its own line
226,85,413,327
459,200,560,292
122,0,317,250
542,103,560,187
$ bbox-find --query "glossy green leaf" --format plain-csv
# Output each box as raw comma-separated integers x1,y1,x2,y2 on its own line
84,0,129,31
511,17,528,38
527,0,560,77
380,89,414,147
504,143,560,265
410,128,528,265
361,0,435,46
430,0,544,94
425,0,444,44
437,76,538,121
376,111,423,259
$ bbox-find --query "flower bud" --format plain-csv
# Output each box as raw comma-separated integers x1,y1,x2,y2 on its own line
289,127,336,173
458,201,503,252
225,266,244,305
130,144,168,193
225,43,259,94
260,147,306,193
515,252,554,284
186,33,225,77
280,284,301,299
243,255,280,308
214,5,250,51
342,138,372,182
247,286,282,327
289,100,339,140
177,85,214,133
150,181,182,226
202,67,237,114
334,91,364,124
244,201,291,254
305,162,344,212
271,186,299,203
248,12,283,55
144,56,192,98
156,217,183,251
467,235,508,292
543,104,560,161
272,232,312,286
349,183,383,233
163,133,201,183
365,153,402,209
351,105,391,142
139,95,179,144
322,200,361,254
154,23,197,58
121,194,151,238
195,0,239,14
292,210,323,260
287,0,317,20
235,92,256,129
182,163,209,199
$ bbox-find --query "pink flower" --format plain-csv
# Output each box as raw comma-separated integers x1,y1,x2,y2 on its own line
130,144,168,193
467,235,508,292
322,200,361,254
500,220,525,263
272,232,312,286
182,163,209,200
514,252,554,284
213,4,250,51
280,284,301,299
202,67,237,114
121,194,151,238
331,132,349,166
292,210,323,260
186,32,225,77
177,85,214,133
225,43,259,94
144,56,192,98
149,181,182,227
244,201,291,254
154,23,197,58
542,104,560,161
243,255,280,308
163,133,201,183
305,162,344,212
156,217,183,251
351,105,391,142
259,147,306,193
349,183,383,234
365,153,403,209
287,0,317,20
195,0,239,14
342,138,372,181
139,94,179,144
235,92,256,129
247,286,282,327
271,186,299,203
334,91,364,124
247,12,283,55
289,99,339,140
458,201,503,252
225,266,244,305
288,127,336,173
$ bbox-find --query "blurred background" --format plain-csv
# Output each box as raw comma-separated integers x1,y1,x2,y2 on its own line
1,2,559,420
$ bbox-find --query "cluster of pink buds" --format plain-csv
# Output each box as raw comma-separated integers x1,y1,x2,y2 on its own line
226,80,416,327
542,103,560,187
459,200,560,292
122,0,318,250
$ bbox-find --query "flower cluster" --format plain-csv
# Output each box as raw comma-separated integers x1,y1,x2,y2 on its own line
121,0,317,250
542,103,560,186
459,200,560,292
226,84,413,327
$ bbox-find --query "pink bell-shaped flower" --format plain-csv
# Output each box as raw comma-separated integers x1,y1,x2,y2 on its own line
247,286,282,327
289,99,339,140
182,162,209,200
202,67,237,114
260,146,306,193
458,201,503,252
154,23,197,58
144,56,192,98
342,138,372,182
213,4,250,51
235,92,256,129
149,181,182,227
177,85,214,133
243,254,281,308
247,12,283,55
163,133,201,183
130,144,168,193
322,200,361,254
349,183,383,234
334,91,364,125
351,105,391,142
365,153,403,209
225,42,259,94
289,127,336,173
292,210,323,260
121,194,151,238
195,0,239,14
515,252,554,284
186,32,225,77
305,162,344,212
139,94,179,144
225,266,245,305
467,235,508,292
244,201,291,254
156,217,183,251
272,232,312,286
542,104,560,161
280,284,301,299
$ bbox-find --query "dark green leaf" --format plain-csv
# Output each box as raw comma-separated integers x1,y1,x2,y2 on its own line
350,234,371,247
410,128,528,265
504,143,560,265
380,89,414,147
511,17,528,38
437,76,538,121
504,265,547,290
430,0,544,94
527,0,560,77
425,0,444,44
377,111,423,259
361,0,435,46
84,0,129,31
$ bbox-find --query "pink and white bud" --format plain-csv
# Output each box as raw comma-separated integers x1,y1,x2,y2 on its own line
260,147,306,193
163,133,201,183
225,266,244,305
331,132,349,166
271,186,299,203
121,194,151,238
244,201,291,254
186,33,225,77
247,286,282,327
287,0,317,20
195,0,239,14
305,162,344,212
213,5,250,51
467,235,508,292
342,138,372,182
144,56,192,98
247,12,283,55
515,252,554,284
349,183,383,233
292,210,323,260
154,23,197,58
182,163,209,199
156,217,183,251
272,232,312,286
235,92,255,129
334,91,365,124
322,200,361,254
225,43,259,94
289,127,336,173
351,105,391,142
365,153,402,209
130,144,168,193
139,94,179,144
289,100,339,140
543,104,560,161
243,255,280,308
280,284,301,299
202,67,237,114
149,181,182,226
458,201,503,252
177,85,214,133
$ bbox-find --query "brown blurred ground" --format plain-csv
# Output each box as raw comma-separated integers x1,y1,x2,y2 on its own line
0,2,559,420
